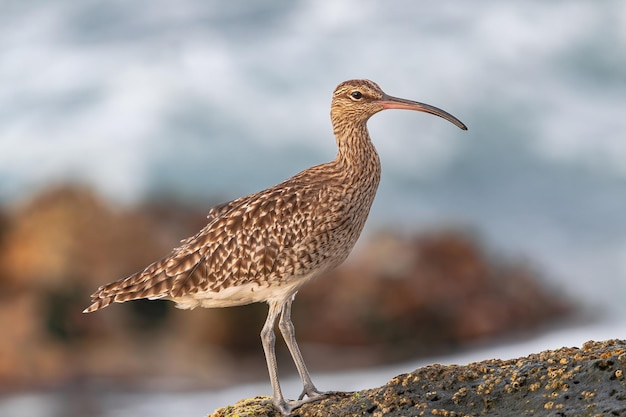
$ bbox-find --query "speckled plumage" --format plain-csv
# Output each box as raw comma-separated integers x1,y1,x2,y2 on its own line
84,79,467,414
84,80,386,313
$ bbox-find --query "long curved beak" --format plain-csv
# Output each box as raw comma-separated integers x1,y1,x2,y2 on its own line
379,94,467,130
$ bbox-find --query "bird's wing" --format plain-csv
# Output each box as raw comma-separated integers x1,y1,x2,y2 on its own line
84,183,320,312
206,197,247,222
169,184,319,297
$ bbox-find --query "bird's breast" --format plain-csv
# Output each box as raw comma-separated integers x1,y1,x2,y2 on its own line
300,176,380,269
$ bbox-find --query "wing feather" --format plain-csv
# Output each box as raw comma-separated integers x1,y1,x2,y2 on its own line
84,182,324,313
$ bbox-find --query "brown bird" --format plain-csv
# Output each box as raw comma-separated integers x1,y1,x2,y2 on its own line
84,79,467,414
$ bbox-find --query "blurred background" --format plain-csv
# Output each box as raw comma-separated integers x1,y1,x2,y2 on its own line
1,0,625,416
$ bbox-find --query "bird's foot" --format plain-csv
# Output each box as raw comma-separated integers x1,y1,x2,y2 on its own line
297,384,333,401
298,387,320,401
273,397,316,416
273,390,337,416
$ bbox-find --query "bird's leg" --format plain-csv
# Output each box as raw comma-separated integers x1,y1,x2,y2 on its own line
261,301,292,414
262,298,328,415
278,296,325,401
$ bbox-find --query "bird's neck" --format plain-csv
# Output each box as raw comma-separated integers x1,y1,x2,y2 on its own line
332,122,381,184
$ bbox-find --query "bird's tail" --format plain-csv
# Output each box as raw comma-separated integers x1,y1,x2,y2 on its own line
83,276,145,313
83,295,114,313
82,258,173,313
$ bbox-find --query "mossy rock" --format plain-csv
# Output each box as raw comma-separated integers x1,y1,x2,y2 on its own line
211,339,626,417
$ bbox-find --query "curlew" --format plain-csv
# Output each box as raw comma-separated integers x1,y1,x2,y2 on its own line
84,79,467,414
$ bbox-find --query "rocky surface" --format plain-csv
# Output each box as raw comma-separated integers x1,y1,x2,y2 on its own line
211,339,626,417
0,186,571,388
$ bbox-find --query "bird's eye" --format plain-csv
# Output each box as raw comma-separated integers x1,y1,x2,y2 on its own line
350,91,363,100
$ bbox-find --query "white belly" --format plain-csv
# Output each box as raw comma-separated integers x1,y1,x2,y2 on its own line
166,272,316,310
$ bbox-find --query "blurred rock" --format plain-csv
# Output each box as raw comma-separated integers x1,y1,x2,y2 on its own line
295,231,570,363
211,339,626,417
0,186,171,387
0,185,571,389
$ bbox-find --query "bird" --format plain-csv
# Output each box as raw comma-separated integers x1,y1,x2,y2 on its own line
83,79,467,415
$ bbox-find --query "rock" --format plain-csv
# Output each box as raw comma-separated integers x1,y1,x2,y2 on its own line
210,339,626,417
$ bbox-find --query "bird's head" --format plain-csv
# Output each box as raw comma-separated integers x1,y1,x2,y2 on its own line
331,79,467,131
